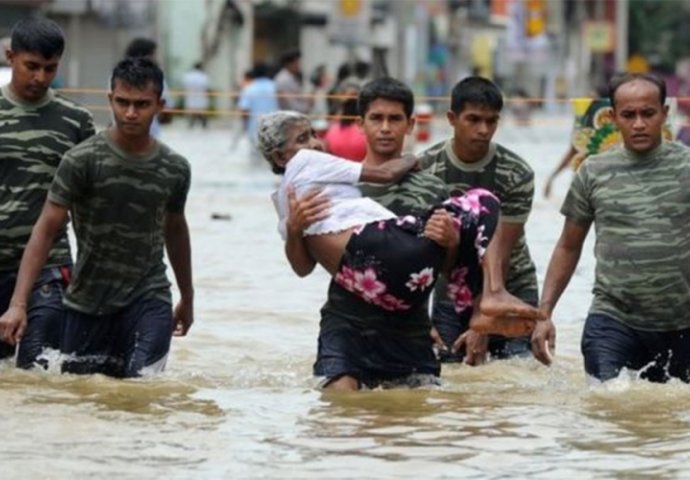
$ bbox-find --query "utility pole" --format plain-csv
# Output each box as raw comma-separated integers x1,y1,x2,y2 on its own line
615,0,628,72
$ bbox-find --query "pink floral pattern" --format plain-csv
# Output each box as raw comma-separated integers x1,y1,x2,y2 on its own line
335,265,412,311
446,188,494,216
447,267,474,313
405,267,435,292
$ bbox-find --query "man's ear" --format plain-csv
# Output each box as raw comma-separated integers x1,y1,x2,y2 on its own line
5,48,13,65
406,116,416,135
446,110,456,126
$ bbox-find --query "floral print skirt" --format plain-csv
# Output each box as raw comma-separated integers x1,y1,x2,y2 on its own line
334,188,500,312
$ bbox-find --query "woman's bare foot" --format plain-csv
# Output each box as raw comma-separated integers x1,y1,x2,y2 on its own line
479,289,543,319
470,308,536,337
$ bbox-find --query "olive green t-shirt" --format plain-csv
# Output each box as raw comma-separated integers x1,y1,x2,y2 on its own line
418,139,538,304
48,131,191,314
0,86,95,270
561,141,690,331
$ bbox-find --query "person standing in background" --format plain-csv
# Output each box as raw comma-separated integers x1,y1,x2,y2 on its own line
182,62,210,129
309,64,330,137
324,82,367,161
274,49,312,114
238,62,278,163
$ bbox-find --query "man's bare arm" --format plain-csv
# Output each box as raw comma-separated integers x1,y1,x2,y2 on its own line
532,218,591,365
284,186,329,277
164,212,194,336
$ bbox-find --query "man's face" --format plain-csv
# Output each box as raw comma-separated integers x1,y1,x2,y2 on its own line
613,79,668,153
6,49,60,102
108,79,163,138
277,120,324,167
359,98,414,158
447,103,500,159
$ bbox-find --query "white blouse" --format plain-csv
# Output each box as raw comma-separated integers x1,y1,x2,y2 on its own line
271,149,396,240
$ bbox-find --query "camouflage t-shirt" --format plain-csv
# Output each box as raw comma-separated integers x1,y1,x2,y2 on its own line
358,170,449,217
321,170,449,333
0,86,95,270
418,139,538,303
561,141,690,331
48,131,191,315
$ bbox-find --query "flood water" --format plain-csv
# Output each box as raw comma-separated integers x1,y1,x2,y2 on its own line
3,115,690,479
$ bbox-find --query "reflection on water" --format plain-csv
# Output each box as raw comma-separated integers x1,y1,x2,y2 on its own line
3,124,690,479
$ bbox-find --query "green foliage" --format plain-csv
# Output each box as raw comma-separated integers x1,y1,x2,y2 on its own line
629,0,690,72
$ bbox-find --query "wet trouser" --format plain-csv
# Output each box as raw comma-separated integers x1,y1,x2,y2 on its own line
315,300,441,389
60,297,174,378
582,313,690,383
0,266,69,368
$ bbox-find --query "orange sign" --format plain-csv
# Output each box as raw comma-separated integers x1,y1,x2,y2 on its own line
340,0,362,17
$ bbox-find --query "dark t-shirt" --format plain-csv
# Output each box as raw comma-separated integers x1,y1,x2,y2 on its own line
48,131,191,314
0,86,95,270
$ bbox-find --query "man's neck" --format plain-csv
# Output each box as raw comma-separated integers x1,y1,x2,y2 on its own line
452,138,489,164
6,82,49,105
108,127,154,156
362,151,401,167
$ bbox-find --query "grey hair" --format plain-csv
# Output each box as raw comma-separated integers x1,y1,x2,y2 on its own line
256,110,310,174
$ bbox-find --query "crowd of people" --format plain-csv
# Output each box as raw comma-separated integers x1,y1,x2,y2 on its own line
2,16,690,391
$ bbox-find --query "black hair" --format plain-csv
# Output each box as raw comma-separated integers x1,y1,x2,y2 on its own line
608,72,666,108
111,57,164,98
336,63,351,83
450,76,503,114
124,37,157,58
358,77,414,118
354,60,370,79
10,17,65,58
340,98,359,126
310,64,326,88
251,62,271,79
280,49,301,66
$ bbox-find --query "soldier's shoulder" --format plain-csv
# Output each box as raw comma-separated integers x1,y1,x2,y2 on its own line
52,93,93,120
66,131,103,157
417,138,449,160
407,169,446,186
493,143,532,172
159,142,191,171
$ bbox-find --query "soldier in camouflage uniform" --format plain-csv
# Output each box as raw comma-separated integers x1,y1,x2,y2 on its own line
417,76,540,365
536,73,690,382
284,78,447,390
285,78,538,390
0,18,95,367
0,58,193,378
